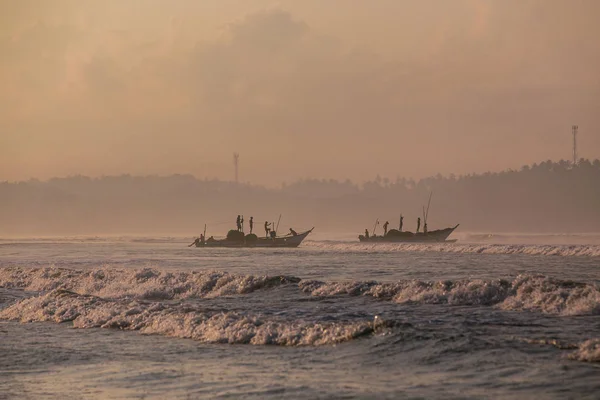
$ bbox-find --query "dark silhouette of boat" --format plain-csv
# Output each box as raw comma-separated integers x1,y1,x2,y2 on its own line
191,228,314,248
359,192,459,243
358,224,459,243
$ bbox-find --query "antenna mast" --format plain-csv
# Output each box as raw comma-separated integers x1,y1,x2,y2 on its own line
572,125,578,165
233,152,239,183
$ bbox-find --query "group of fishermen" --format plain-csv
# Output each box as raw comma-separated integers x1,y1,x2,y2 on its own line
363,216,428,238
235,215,267,237
235,215,297,237
190,215,299,247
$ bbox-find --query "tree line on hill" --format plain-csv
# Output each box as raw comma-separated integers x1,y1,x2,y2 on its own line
1,159,599,235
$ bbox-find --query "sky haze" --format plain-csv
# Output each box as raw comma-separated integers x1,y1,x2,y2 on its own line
2,0,599,185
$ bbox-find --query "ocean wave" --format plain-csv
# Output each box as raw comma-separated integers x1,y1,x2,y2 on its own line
517,337,600,363
1,268,599,321
2,267,600,348
0,289,377,346
569,339,600,362
300,275,600,316
304,241,600,257
0,267,299,300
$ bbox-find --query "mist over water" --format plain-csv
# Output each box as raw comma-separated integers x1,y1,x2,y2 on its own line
2,159,600,236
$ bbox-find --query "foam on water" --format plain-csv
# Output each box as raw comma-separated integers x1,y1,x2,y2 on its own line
300,274,600,316
1,267,599,351
1,267,599,317
569,339,600,362
0,288,377,346
0,267,299,300
517,337,600,362
305,241,600,257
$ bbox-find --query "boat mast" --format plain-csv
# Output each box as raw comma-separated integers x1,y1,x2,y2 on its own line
424,191,433,227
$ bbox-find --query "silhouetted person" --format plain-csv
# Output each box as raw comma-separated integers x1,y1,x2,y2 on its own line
236,215,241,231
417,217,421,233
249,217,254,234
400,216,404,232
365,229,369,239
289,228,298,236
424,223,428,234
264,221,271,238
241,215,244,232
189,234,205,247
383,221,389,235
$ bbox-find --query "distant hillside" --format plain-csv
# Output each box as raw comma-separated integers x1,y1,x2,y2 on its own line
1,159,599,235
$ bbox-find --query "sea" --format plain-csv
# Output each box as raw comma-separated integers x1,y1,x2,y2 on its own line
1,231,599,399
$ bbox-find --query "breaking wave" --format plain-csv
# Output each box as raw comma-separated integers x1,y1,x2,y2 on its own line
1,267,599,346
300,274,600,316
569,339,600,362
1,267,599,317
0,267,381,346
305,241,600,257
0,289,376,346
0,267,299,300
517,337,600,363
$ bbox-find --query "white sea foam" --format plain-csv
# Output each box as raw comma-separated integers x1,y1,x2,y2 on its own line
300,275,600,316
0,289,376,346
304,241,600,257
2,267,599,317
0,267,299,300
569,339,600,362
517,337,600,363
1,267,599,341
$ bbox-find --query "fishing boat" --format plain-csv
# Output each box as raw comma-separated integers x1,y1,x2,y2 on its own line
358,192,459,243
358,224,459,243
191,228,314,248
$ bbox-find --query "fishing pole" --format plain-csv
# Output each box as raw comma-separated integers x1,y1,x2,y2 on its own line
425,191,433,224
372,219,379,236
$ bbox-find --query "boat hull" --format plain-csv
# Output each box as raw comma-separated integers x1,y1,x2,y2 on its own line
358,224,459,243
196,228,314,248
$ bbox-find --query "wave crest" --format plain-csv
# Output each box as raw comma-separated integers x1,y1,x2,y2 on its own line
300,275,600,316
2,268,598,319
569,339,600,362
0,267,300,300
0,289,376,346
305,241,600,257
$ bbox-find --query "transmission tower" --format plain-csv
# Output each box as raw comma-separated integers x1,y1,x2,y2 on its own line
572,125,578,165
233,152,239,183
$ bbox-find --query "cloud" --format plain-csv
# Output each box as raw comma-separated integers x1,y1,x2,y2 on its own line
4,5,597,123
1,3,599,183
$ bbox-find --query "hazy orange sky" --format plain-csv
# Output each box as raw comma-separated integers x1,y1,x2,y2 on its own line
1,0,599,185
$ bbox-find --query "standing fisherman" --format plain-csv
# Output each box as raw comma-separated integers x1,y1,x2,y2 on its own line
264,221,271,238
249,217,254,234
236,215,241,231
241,215,244,232
399,215,404,232
417,217,421,233
383,221,389,236
424,223,428,234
